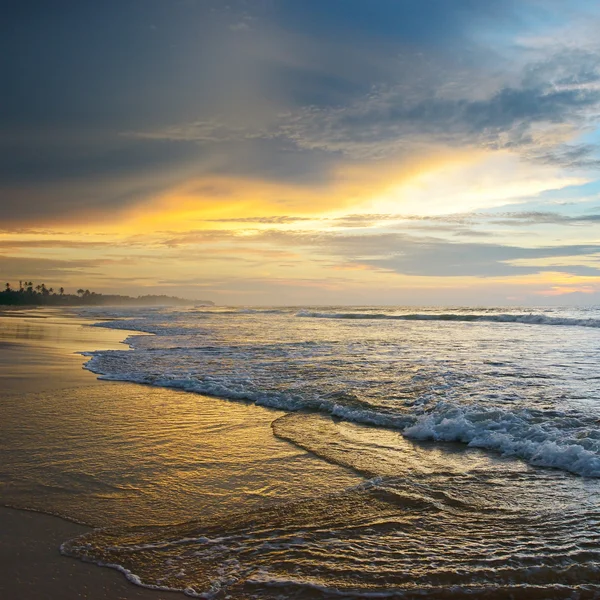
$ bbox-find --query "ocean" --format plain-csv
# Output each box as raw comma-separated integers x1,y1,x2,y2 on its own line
5,305,600,598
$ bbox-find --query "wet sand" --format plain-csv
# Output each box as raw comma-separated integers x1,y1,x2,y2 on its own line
0,507,181,600
0,308,135,394
0,308,360,599
0,309,179,599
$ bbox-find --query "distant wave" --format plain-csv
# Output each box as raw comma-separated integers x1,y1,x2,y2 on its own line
86,307,600,329
296,310,600,328
190,308,289,317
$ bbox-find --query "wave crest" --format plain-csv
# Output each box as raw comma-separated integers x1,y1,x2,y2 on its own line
296,310,600,328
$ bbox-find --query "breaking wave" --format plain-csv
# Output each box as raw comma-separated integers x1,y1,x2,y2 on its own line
403,403,600,477
81,359,600,477
80,306,600,479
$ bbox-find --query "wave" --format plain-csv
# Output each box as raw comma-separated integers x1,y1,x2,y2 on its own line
82,308,600,478
82,351,600,477
61,466,600,599
403,403,600,478
90,309,600,331
296,310,600,328
82,353,414,426
192,308,288,315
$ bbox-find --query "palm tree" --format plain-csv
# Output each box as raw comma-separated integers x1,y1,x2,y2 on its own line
59,287,65,296
5,282,10,292
77,289,85,296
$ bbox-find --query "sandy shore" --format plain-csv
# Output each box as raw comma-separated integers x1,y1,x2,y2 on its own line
0,308,134,394
0,507,181,600
0,308,360,599
0,309,181,598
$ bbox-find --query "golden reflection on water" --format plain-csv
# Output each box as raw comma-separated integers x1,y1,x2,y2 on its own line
0,312,360,527
0,310,126,346
64,409,600,599
3,311,600,598
0,311,136,393
0,382,362,527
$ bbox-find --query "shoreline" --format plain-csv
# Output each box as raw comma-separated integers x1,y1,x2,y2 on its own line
0,308,361,598
0,307,181,600
0,309,183,598
0,308,137,394
0,507,183,600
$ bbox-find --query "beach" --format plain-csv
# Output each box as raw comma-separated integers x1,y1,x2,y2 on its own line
0,507,183,600
2,306,600,598
0,309,182,599
0,309,361,598
7,0,600,596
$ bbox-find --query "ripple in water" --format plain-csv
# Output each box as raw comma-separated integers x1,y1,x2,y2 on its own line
63,414,600,599
51,306,600,597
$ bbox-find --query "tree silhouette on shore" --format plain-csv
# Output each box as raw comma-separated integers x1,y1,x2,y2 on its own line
0,281,209,307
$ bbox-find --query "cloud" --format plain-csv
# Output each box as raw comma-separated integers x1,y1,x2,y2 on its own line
205,216,312,224
0,254,103,280
246,228,600,278
0,239,112,249
158,230,238,248
487,210,600,226
135,41,600,165
326,208,600,230
0,136,208,224
4,0,600,300
532,143,600,169
271,67,600,160
360,241,600,277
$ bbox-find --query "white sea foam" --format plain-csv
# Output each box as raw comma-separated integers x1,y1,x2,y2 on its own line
404,403,600,477
60,542,192,596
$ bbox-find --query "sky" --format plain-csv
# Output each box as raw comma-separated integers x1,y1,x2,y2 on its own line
3,0,600,305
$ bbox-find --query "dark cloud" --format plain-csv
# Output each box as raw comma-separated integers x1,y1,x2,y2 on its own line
531,144,600,169
330,210,600,229
488,211,600,226
359,240,600,277
3,0,600,224
0,138,202,187
1,0,240,131
0,179,165,224
276,71,600,159
206,139,337,185
0,136,340,223
0,129,209,222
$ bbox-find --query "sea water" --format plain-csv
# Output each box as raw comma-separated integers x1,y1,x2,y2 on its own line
9,306,600,598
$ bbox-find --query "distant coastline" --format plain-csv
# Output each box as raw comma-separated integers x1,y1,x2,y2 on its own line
0,281,212,307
